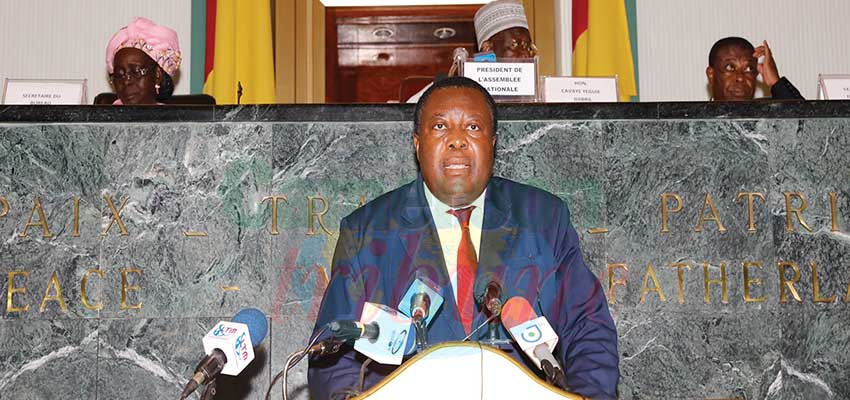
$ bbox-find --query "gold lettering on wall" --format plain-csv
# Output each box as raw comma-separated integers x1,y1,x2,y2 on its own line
811,261,836,303
660,193,682,233
639,264,666,303
735,192,766,233
19,197,53,238
102,196,129,236
694,193,727,233
120,268,143,309
783,192,814,233
39,271,68,312
307,196,333,236
262,195,289,235
607,263,628,305
6,271,29,313
81,269,104,311
778,261,802,303
702,262,728,304
0,197,9,219
743,261,767,302
845,279,850,303
183,231,208,237
669,262,690,304
72,196,81,237
830,192,840,232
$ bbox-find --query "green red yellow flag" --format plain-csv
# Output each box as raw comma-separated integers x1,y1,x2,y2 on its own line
204,0,276,104
572,0,637,102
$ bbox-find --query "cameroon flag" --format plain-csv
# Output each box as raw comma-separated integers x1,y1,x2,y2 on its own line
572,0,637,102
204,0,276,104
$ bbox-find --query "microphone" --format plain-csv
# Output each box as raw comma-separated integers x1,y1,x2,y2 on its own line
453,47,469,63
180,308,269,399
474,274,503,317
501,297,567,390
352,302,416,365
398,275,444,352
410,292,431,320
473,274,504,343
327,320,379,343
397,275,444,326
448,47,469,77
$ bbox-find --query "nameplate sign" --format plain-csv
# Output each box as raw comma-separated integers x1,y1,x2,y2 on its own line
2,79,87,105
817,74,850,100
462,61,537,98
541,76,619,103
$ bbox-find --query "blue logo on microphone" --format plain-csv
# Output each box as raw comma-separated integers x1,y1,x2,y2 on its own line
520,324,543,343
213,324,226,337
388,329,408,354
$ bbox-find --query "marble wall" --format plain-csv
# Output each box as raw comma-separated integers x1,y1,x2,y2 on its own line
0,103,848,399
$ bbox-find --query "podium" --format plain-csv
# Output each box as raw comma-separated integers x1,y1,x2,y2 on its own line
354,342,584,399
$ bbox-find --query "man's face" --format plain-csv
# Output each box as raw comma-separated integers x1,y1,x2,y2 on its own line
706,45,758,101
414,87,495,208
482,27,537,59
110,47,161,105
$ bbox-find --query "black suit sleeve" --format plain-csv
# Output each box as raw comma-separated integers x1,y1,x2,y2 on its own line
770,76,805,100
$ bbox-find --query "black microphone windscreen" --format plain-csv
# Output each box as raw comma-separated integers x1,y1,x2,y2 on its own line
328,320,363,341
474,272,503,305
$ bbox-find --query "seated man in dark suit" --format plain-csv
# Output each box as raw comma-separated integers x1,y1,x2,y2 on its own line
308,77,619,399
706,36,804,101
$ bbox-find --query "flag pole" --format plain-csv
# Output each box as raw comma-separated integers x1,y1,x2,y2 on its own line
554,0,572,76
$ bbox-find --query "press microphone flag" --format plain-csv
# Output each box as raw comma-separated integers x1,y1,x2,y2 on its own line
353,302,415,365
501,297,559,369
181,308,269,399
203,308,268,376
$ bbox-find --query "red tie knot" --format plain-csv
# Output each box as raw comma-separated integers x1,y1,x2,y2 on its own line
447,206,475,228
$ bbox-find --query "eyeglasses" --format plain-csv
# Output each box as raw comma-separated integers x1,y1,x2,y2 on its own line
510,39,538,55
109,66,153,84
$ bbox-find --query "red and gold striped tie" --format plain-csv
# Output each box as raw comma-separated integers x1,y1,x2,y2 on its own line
447,206,478,334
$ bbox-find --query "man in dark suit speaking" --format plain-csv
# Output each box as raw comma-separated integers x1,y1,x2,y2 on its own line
308,77,619,399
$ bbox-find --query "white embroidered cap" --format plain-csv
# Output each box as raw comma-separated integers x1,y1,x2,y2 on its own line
474,0,529,49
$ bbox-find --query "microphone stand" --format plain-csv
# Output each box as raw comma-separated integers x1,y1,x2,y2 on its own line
180,349,226,400
540,359,568,391
410,293,431,352
488,318,501,342
412,317,429,352
267,327,336,400
279,350,304,400
200,378,217,400
462,315,511,345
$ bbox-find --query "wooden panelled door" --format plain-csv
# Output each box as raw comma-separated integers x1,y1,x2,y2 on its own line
325,6,480,103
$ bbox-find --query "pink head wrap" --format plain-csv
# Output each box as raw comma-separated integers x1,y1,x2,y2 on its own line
106,17,182,77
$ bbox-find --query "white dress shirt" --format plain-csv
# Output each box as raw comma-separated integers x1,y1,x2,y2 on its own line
423,182,486,300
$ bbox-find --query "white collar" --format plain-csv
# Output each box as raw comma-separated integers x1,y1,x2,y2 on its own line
423,181,487,217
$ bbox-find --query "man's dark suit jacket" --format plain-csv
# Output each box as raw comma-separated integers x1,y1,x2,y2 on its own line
307,175,619,399
771,77,805,100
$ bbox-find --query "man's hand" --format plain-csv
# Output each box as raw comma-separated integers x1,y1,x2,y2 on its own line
754,40,780,87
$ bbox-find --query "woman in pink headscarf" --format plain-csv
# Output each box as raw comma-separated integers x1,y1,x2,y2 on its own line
106,17,182,105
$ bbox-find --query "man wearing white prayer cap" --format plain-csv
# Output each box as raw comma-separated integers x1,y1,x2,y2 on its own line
406,0,537,102
475,0,537,59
